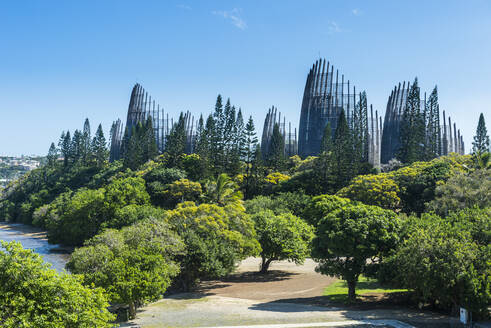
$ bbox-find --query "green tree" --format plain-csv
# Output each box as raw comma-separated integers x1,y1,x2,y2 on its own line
166,113,187,167
143,116,158,161
384,212,490,317
0,241,114,327
71,129,84,164
425,87,441,159
304,194,353,226
320,122,333,154
46,142,58,167
427,169,490,216
472,113,490,154
58,130,71,167
252,210,314,273
331,109,355,189
82,118,92,164
91,124,108,167
167,202,260,289
204,173,243,206
244,116,258,199
398,78,425,163
337,174,401,210
268,123,286,171
311,204,400,302
161,178,202,208
46,176,150,245
67,218,184,319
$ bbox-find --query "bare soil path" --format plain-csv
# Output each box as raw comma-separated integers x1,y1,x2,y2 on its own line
126,258,459,328
196,258,336,302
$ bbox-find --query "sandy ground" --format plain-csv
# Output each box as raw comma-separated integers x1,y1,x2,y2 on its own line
0,222,49,240
196,258,336,302
126,258,459,328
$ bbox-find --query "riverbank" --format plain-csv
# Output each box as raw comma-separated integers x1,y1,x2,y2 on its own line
0,222,48,239
0,222,71,271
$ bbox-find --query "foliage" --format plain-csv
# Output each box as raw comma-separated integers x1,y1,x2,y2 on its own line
123,118,158,170
161,178,202,208
266,123,286,171
46,176,150,245
426,169,490,216
166,202,260,289
303,194,353,226
311,204,400,301
245,192,312,219
337,174,401,210
67,218,184,319
264,172,290,185
388,159,451,214
204,173,243,206
472,113,490,154
398,78,426,164
0,241,114,327
381,211,490,318
103,204,166,229
251,210,314,273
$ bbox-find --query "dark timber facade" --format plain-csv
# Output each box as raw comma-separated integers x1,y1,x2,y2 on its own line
381,81,465,163
261,106,298,158
297,58,381,166
110,83,196,161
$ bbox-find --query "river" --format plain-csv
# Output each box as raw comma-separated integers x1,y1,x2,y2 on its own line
0,222,70,272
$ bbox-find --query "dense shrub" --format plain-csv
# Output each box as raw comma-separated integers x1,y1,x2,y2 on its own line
67,218,184,319
0,241,114,327
380,211,490,318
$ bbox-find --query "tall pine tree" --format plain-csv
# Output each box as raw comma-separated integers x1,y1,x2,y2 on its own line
268,123,286,171
165,112,187,167
47,142,58,166
91,124,108,167
58,131,71,167
82,118,92,164
398,78,425,163
472,113,490,154
331,110,355,189
244,116,258,199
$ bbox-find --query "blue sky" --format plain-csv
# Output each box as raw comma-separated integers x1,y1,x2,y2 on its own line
1,0,490,156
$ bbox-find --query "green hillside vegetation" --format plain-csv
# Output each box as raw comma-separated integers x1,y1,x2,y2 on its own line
0,111,489,325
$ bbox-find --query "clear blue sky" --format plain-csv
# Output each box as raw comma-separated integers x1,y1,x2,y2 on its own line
1,0,490,156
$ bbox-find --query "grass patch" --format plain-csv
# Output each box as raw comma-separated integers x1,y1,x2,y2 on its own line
323,275,408,303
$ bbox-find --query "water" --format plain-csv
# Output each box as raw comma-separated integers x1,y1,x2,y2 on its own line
0,223,70,272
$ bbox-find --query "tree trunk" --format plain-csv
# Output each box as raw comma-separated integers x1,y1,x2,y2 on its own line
260,257,273,273
128,302,136,319
347,279,357,302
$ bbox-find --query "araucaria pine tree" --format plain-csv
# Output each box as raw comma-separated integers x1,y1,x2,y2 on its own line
58,131,71,167
398,78,425,163
165,113,187,167
91,124,108,167
352,92,369,164
424,87,441,160
243,116,258,199
472,113,490,154
71,130,84,164
331,109,355,188
47,142,59,166
268,123,286,171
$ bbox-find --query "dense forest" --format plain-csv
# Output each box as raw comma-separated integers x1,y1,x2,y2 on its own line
0,104,489,327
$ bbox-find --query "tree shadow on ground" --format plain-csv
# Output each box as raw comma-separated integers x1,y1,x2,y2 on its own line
248,293,413,312
247,295,458,327
220,270,298,283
